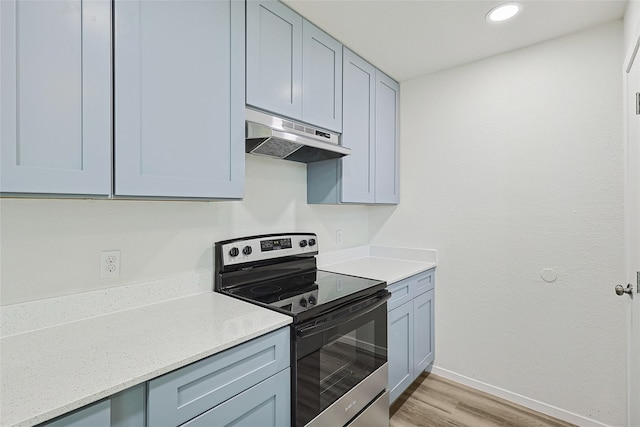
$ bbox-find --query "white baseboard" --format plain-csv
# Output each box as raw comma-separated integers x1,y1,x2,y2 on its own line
429,366,613,427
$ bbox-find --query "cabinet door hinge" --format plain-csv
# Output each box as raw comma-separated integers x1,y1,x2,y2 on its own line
636,93,640,115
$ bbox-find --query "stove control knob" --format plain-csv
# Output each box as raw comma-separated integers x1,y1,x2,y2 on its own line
308,238,316,247
242,246,252,255
299,240,308,248
299,298,308,308
308,295,317,306
229,247,239,257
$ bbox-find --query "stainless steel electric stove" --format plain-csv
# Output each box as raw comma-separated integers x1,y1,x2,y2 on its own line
215,233,390,427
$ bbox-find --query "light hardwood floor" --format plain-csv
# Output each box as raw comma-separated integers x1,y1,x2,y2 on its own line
390,373,577,427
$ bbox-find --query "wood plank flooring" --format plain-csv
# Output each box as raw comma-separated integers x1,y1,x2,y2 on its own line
390,373,577,427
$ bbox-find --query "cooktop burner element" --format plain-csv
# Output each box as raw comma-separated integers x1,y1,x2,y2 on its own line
278,285,317,301
250,284,283,295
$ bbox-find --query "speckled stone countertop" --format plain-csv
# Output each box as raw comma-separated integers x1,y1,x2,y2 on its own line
318,245,437,284
0,292,291,427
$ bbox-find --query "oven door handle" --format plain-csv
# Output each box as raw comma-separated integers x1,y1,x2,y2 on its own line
296,292,390,338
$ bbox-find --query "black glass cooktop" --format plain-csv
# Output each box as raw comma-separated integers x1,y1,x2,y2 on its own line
225,269,385,317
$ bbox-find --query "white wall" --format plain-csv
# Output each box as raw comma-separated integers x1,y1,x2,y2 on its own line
0,155,370,305
625,0,640,52
370,21,626,426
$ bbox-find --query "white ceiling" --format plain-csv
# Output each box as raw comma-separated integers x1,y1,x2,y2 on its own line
282,0,629,82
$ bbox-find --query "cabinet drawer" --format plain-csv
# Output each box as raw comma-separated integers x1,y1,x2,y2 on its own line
387,269,435,311
147,327,290,427
413,269,435,296
345,390,388,427
182,368,291,427
386,279,413,311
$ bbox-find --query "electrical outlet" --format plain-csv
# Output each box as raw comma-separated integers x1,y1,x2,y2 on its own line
336,230,343,245
100,250,121,278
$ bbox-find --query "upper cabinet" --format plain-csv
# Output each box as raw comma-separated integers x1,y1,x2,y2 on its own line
338,49,376,203
2,0,392,202
374,70,400,204
0,0,112,196
1,0,244,200
114,0,245,199
301,20,343,132
246,0,343,132
307,49,399,205
246,1,302,121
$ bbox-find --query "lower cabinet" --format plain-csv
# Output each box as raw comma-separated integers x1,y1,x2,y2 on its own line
40,400,111,427
39,327,290,427
387,269,435,404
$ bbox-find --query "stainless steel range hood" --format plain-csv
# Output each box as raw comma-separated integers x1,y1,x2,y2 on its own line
245,108,350,163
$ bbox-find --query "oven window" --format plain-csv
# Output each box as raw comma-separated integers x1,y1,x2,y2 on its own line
295,302,387,426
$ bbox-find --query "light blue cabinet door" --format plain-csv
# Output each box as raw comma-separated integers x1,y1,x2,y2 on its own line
114,0,244,199
247,0,302,121
413,289,435,376
374,70,400,204
147,327,289,427
341,48,376,204
0,0,111,196
42,400,110,427
308,49,399,205
302,20,342,132
182,368,291,427
388,302,414,403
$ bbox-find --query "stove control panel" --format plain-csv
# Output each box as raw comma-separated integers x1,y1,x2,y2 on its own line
260,238,292,252
218,233,318,267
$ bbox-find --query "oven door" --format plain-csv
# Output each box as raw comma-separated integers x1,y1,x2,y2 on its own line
294,290,390,427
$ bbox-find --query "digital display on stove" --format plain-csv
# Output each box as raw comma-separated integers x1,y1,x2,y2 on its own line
260,238,292,252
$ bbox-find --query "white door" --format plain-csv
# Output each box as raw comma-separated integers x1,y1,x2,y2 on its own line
623,35,640,427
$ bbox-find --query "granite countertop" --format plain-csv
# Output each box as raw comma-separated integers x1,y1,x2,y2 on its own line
321,256,436,284
318,245,437,284
0,292,291,427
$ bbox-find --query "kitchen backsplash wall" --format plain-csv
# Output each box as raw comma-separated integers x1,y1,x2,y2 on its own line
0,155,371,305
370,20,626,427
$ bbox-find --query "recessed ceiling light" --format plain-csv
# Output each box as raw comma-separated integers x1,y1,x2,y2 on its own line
486,2,521,23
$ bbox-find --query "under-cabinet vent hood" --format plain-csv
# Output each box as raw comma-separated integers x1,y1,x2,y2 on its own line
245,108,350,163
